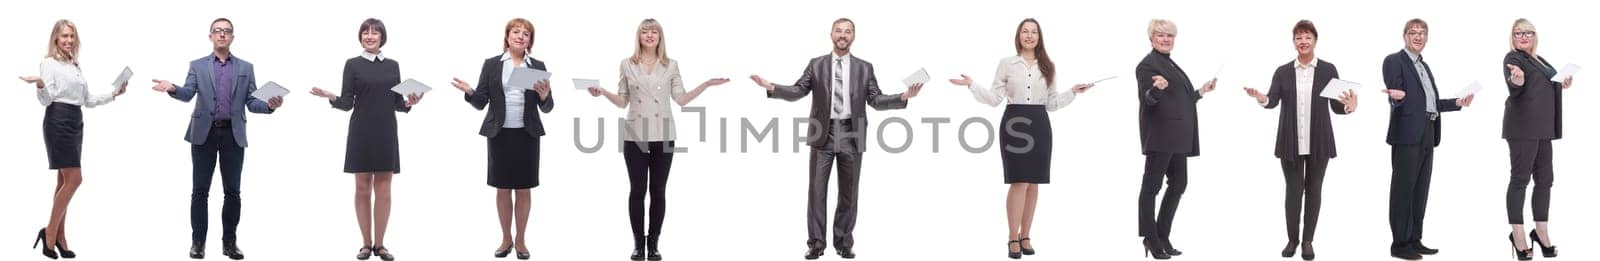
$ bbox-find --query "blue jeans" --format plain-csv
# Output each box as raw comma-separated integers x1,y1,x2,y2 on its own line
191,126,245,244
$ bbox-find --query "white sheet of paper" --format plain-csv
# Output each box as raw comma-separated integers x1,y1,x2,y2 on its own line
1210,63,1225,80
389,78,432,95
1319,78,1362,99
901,68,930,87
251,81,290,100
111,66,133,91
1550,63,1581,81
508,67,552,90
1088,76,1118,85
1456,81,1483,98
572,78,601,90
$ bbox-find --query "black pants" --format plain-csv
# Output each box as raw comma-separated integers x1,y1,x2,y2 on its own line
1506,139,1554,224
192,126,245,244
808,121,862,250
1389,120,1436,251
624,141,674,248
1282,155,1329,242
1138,152,1187,241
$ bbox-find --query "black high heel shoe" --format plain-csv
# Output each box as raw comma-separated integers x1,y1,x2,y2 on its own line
1006,240,1022,259
371,246,395,261
55,238,76,259
496,247,513,258
516,251,530,260
357,246,374,260
1531,230,1558,257
1510,233,1533,261
1281,240,1298,258
1018,237,1036,255
1142,237,1170,260
35,228,59,260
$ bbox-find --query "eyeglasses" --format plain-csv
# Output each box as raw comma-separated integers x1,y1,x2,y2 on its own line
1513,31,1537,38
211,28,234,35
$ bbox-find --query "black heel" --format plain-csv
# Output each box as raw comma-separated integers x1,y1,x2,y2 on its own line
55,238,76,259
1007,240,1022,259
372,246,395,261
1510,233,1533,261
1018,237,1036,255
36,228,59,259
1531,230,1557,257
1142,237,1170,260
495,247,512,258
1281,240,1298,258
357,246,374,260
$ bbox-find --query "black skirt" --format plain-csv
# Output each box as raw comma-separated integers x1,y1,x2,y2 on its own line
43,102,84,170
1000,104,1052,184
487,128,540,189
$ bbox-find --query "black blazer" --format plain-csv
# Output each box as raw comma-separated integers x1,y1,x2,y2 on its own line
1262,59,1349,159
766,54,908,149
1382,50,1460,146
1502,50,1563,140
465,55,554,138
1135,49,1203,157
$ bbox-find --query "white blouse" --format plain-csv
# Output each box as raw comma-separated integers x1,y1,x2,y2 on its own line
500,52,532,129
617,58,686,142
36,58,116,107
968,56,1074,111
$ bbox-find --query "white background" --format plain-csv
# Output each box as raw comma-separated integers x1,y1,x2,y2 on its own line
2,0,1593,260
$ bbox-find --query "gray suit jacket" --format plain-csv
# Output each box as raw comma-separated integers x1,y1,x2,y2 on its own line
766,54,908,149
168,54,274,147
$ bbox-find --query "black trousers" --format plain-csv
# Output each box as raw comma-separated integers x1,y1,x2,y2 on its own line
1138,152,1187,241
808,120,862,250
192,126,245,244
1282,155,1329,242
1506,139,1554,224
1389,120,1436,251
624,141,674,248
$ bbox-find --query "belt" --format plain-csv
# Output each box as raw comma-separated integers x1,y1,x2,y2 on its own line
1428,112,1439,121
211,120,233,128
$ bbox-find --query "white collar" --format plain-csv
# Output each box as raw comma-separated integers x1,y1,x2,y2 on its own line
1294,57,1318,69
831,53,851,64
1403,48,1422,63
501,51,533,65
361,51,384,62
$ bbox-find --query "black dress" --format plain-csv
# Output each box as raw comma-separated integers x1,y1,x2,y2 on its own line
332,56,408,173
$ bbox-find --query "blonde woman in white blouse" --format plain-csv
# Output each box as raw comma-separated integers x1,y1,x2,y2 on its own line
949,18,1091,260
19,19,126,260
587,18,727,261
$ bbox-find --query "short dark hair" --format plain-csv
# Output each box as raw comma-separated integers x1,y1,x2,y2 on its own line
1404,18,1428,34
359,18,388,47
212,18,232,29
1293,20,1318,38
833,18,854,30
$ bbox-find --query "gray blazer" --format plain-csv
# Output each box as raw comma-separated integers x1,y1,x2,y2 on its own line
766,54,907,149
168,54,274,147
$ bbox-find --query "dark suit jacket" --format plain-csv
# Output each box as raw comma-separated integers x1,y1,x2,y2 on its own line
767,54,908,149
1262,59,1349,159
1502,50,1563,140
1382,49,1461,146
168,55,275,147
1135,49,1203,156
465,55,554,138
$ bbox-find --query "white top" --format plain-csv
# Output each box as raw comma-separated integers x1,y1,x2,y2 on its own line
36,58,115,107
829,53,852,119
1293,58,1316,156
618,58,686,141
500,51,532,129
968,56,1074,111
